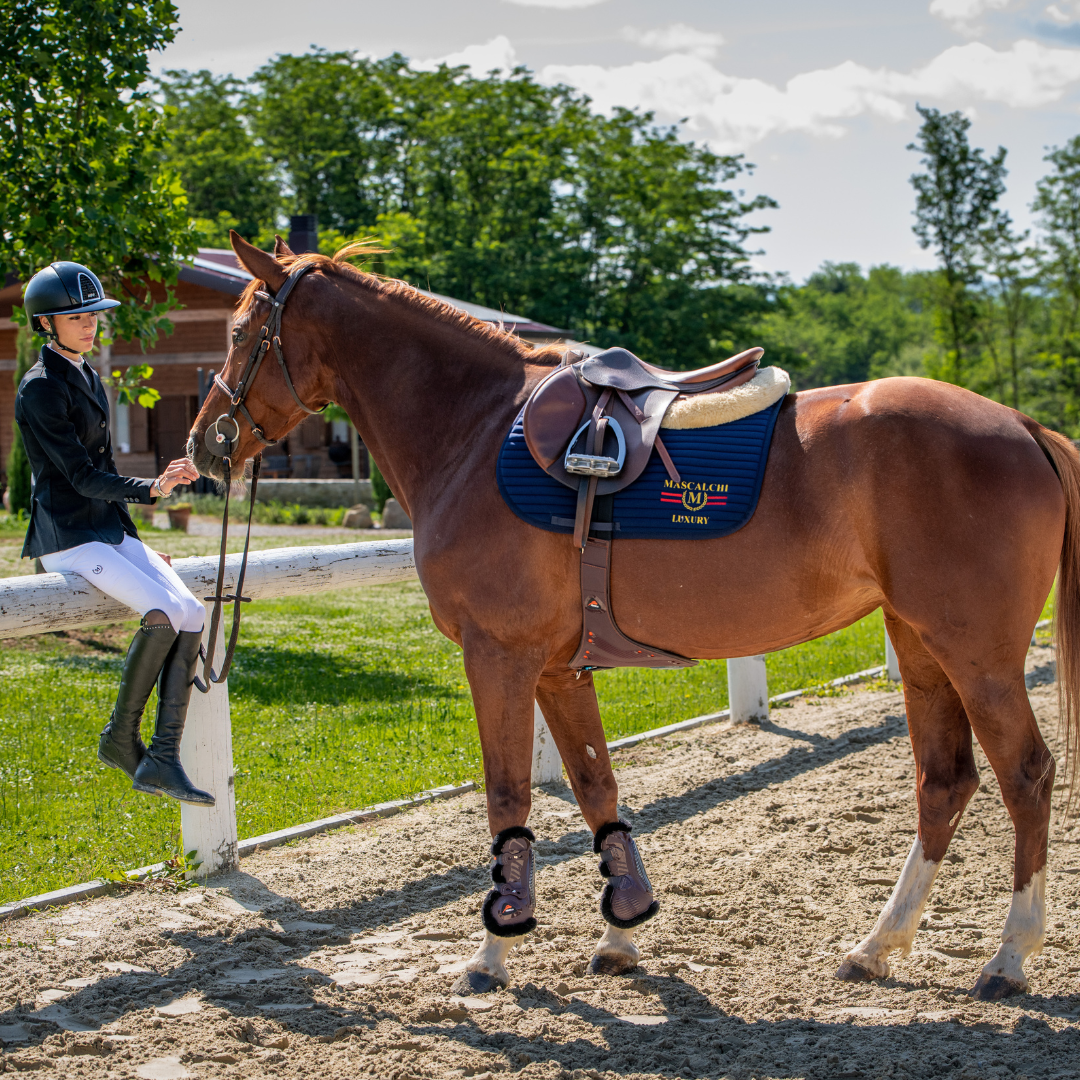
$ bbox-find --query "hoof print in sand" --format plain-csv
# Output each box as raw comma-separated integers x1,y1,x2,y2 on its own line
968,973,1027,1000
835,958,878,982
451,969,505,995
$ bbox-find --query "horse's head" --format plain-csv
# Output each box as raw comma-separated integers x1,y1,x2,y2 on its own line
188,230,336,481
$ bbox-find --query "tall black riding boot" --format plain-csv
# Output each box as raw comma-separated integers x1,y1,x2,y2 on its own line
132,630,215,806
98,615,178,781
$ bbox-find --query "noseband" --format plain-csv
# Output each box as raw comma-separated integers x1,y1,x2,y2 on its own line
195,262,326,694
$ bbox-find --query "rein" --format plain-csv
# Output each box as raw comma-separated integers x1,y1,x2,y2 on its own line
195,262,325,693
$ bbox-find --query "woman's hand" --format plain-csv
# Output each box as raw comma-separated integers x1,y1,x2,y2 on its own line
156,552,173,566
155,458,200,497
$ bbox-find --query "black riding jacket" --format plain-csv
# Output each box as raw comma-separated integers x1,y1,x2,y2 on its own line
14,345,156,559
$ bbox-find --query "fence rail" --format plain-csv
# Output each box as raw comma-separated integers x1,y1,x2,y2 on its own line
0,538,897,878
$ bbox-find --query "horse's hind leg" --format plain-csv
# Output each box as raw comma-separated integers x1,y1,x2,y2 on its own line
953,673,1054,1000
536,670,659,976
838,615,979,981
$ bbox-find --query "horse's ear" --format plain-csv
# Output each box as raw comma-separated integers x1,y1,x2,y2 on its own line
273,234,295,259
230,230,287,292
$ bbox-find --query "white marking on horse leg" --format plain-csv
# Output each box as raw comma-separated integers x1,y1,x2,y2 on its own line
592,923,639,974
465,930,523,989
842,838,941,978
977,868,1046,992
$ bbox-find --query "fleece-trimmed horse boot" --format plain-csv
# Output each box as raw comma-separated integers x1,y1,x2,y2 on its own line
132,630,215,806
482,825,538,936
590,821,659,975
98,613,177,781
452,826,538,996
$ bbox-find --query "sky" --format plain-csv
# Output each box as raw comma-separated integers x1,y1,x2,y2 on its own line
156,0,1080,281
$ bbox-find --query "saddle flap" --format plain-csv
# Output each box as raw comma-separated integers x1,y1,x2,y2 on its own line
523,366,587,470
528,382,678,495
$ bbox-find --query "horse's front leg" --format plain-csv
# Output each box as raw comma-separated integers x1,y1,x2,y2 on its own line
452,640,541,995
537,670,659,976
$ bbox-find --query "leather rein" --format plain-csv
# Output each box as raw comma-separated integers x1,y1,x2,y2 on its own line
194,262,325,693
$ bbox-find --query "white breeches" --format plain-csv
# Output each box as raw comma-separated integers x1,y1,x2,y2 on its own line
41,533,204,634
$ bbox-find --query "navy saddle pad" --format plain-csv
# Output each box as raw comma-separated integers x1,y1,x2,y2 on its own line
497,397,783,541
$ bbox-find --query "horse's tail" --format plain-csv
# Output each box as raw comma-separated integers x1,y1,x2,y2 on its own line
1027,421,1080,810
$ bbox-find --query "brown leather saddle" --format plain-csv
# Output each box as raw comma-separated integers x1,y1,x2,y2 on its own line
521,346,763,673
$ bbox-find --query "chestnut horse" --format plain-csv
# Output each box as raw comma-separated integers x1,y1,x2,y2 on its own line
188,233,1079,1001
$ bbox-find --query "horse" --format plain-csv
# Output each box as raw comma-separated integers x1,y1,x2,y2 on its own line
186,231,1080,1002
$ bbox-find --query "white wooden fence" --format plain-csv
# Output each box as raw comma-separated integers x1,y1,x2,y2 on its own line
0,540,892,876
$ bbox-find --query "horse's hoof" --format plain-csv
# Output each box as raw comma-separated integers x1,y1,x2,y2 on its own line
590,953,637,976
835,958,878,982
968,973,1027,1001
451,969,506,996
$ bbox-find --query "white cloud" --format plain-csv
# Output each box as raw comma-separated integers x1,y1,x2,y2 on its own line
413,35,518,76
541,39,1080,152
501,0,608,7
1046,1,1080,24
929,0,1011,30
621,23,724,60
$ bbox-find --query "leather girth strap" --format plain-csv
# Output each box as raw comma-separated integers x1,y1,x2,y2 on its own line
568,538,697,673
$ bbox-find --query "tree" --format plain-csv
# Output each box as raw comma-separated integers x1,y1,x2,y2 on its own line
749,263,935,389
1030,137,1080,431
1033,136,1080,352
908,106,1007,385
5,324,38,515
238,51,772,367
975,215,1036,410
156,70,280,245
0,1,196,344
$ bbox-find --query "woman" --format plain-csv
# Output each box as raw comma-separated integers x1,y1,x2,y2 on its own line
14,260,214,807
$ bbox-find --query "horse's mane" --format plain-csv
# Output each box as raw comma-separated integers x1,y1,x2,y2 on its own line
235,242,565,367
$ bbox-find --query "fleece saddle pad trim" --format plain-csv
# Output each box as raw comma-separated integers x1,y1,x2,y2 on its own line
498,396,783,541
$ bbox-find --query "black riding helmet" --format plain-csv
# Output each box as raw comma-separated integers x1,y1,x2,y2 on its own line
23,262,120,346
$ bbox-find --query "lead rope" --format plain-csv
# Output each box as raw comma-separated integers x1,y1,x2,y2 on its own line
194,453,262,693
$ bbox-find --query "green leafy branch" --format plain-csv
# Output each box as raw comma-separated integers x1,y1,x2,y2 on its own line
107,363,161,408
105,848,202,892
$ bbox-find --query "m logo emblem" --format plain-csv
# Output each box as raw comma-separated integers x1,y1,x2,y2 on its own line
682,489,708,511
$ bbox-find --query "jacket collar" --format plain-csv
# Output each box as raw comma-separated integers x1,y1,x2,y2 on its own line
40,345,108,415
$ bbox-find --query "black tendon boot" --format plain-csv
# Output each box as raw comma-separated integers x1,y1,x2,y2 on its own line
98,615,178,780
481,826,538,937
132,631,215,806
595,821,659,928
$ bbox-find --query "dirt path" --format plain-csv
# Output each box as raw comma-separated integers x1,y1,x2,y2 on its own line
2,647,1078,1079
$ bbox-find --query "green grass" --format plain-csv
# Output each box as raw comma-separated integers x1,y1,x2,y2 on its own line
0,577,889,904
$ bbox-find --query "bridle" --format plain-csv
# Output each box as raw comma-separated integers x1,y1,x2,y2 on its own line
205,262,324,454
194,262,326,693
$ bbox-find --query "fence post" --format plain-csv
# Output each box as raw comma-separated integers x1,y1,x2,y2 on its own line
532,701,563,785
884,626,901,682
179,602,239,875
727,655,769,723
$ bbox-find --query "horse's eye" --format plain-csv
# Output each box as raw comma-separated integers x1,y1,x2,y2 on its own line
232,326,247,346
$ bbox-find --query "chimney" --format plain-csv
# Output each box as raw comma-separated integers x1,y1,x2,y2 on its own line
288,214,319,255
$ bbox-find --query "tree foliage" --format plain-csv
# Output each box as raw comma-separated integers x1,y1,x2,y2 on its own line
908,106,1007,384
751,264,934,391
0,1,196,343
6,324,37,515
158,52,773,368
156,70,279,247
